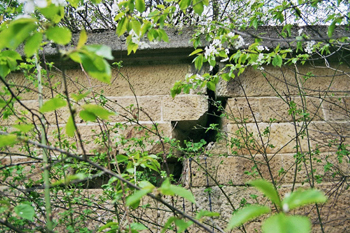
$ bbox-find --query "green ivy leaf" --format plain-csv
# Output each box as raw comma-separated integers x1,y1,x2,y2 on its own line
262,213,311,233
24,32,43,57
135,0,145,13
282,189,327,212
0,134,17,148
248,179,281,209
39,97,67,113
14,203,35,221
226,205,270,230
46,26,72,45
66,115,76,137
272,54,283,67
81,104,115,120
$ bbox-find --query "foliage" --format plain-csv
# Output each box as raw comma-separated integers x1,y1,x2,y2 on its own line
0,0,349,232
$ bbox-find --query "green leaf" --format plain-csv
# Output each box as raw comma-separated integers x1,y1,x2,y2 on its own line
39,97,67,113
193,0,204,15
162,217,176,233
82,104,115,120
128,223,147,231
69,51,111,84
46,26,72,45
189,49,203,56
196,210,220,219
79,110,97,122
194,54,204,71
71,90,91,102
126,188,152,207
0,99,7,108
135,0,145,13
272,54,283,67
24,32,43,57
262,213,311,233
0,18,37,50
207,81,216,91
39,4,65,23
221,73,231,81
0,134,17,148
170,185,196,203
77,30,87,49
14,203,35,221
12,124,34,133
158,29,169,42
0,65,10,78
248,179,281,208
179,0,191,11
131,19,141,35
66,115,76,137
84,44,114,60
174,219,193,233
98,222,118,232
282,189,327,212
52,173,86,186
116,17,129,36
226,205,270,230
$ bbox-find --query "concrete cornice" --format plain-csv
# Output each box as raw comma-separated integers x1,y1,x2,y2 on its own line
37,26,349,67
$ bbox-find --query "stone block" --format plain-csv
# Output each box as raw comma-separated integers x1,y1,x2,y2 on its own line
322,96,350,121
0,156,43,184
259,96,324,123
183,154,282,187
281,151,349,184
162,95,208,121
308,121,350,152
216,66,300,97
224,97,261,123
226,122,309,155
108,96,162,122
65,63,189,97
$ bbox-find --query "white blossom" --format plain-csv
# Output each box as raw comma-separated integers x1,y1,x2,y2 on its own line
112,0,119,12
305,40,316,54
204,44,219,59
220,57,229,62
227,32,235,38
298,28,303,36
233,35,245,49
52,0,66,6
139,41,150,49
212,39,222,48
18,0,47,13
283,203,289,213
257,45,265,51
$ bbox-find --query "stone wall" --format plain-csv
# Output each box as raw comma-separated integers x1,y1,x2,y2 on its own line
1,30,350,232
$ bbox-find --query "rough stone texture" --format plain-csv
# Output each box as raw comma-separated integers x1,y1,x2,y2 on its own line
184,154,282,187
217,65,350,98
224,97,262,123
226,122,309,155
322,96,350,121
162,95,208,121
